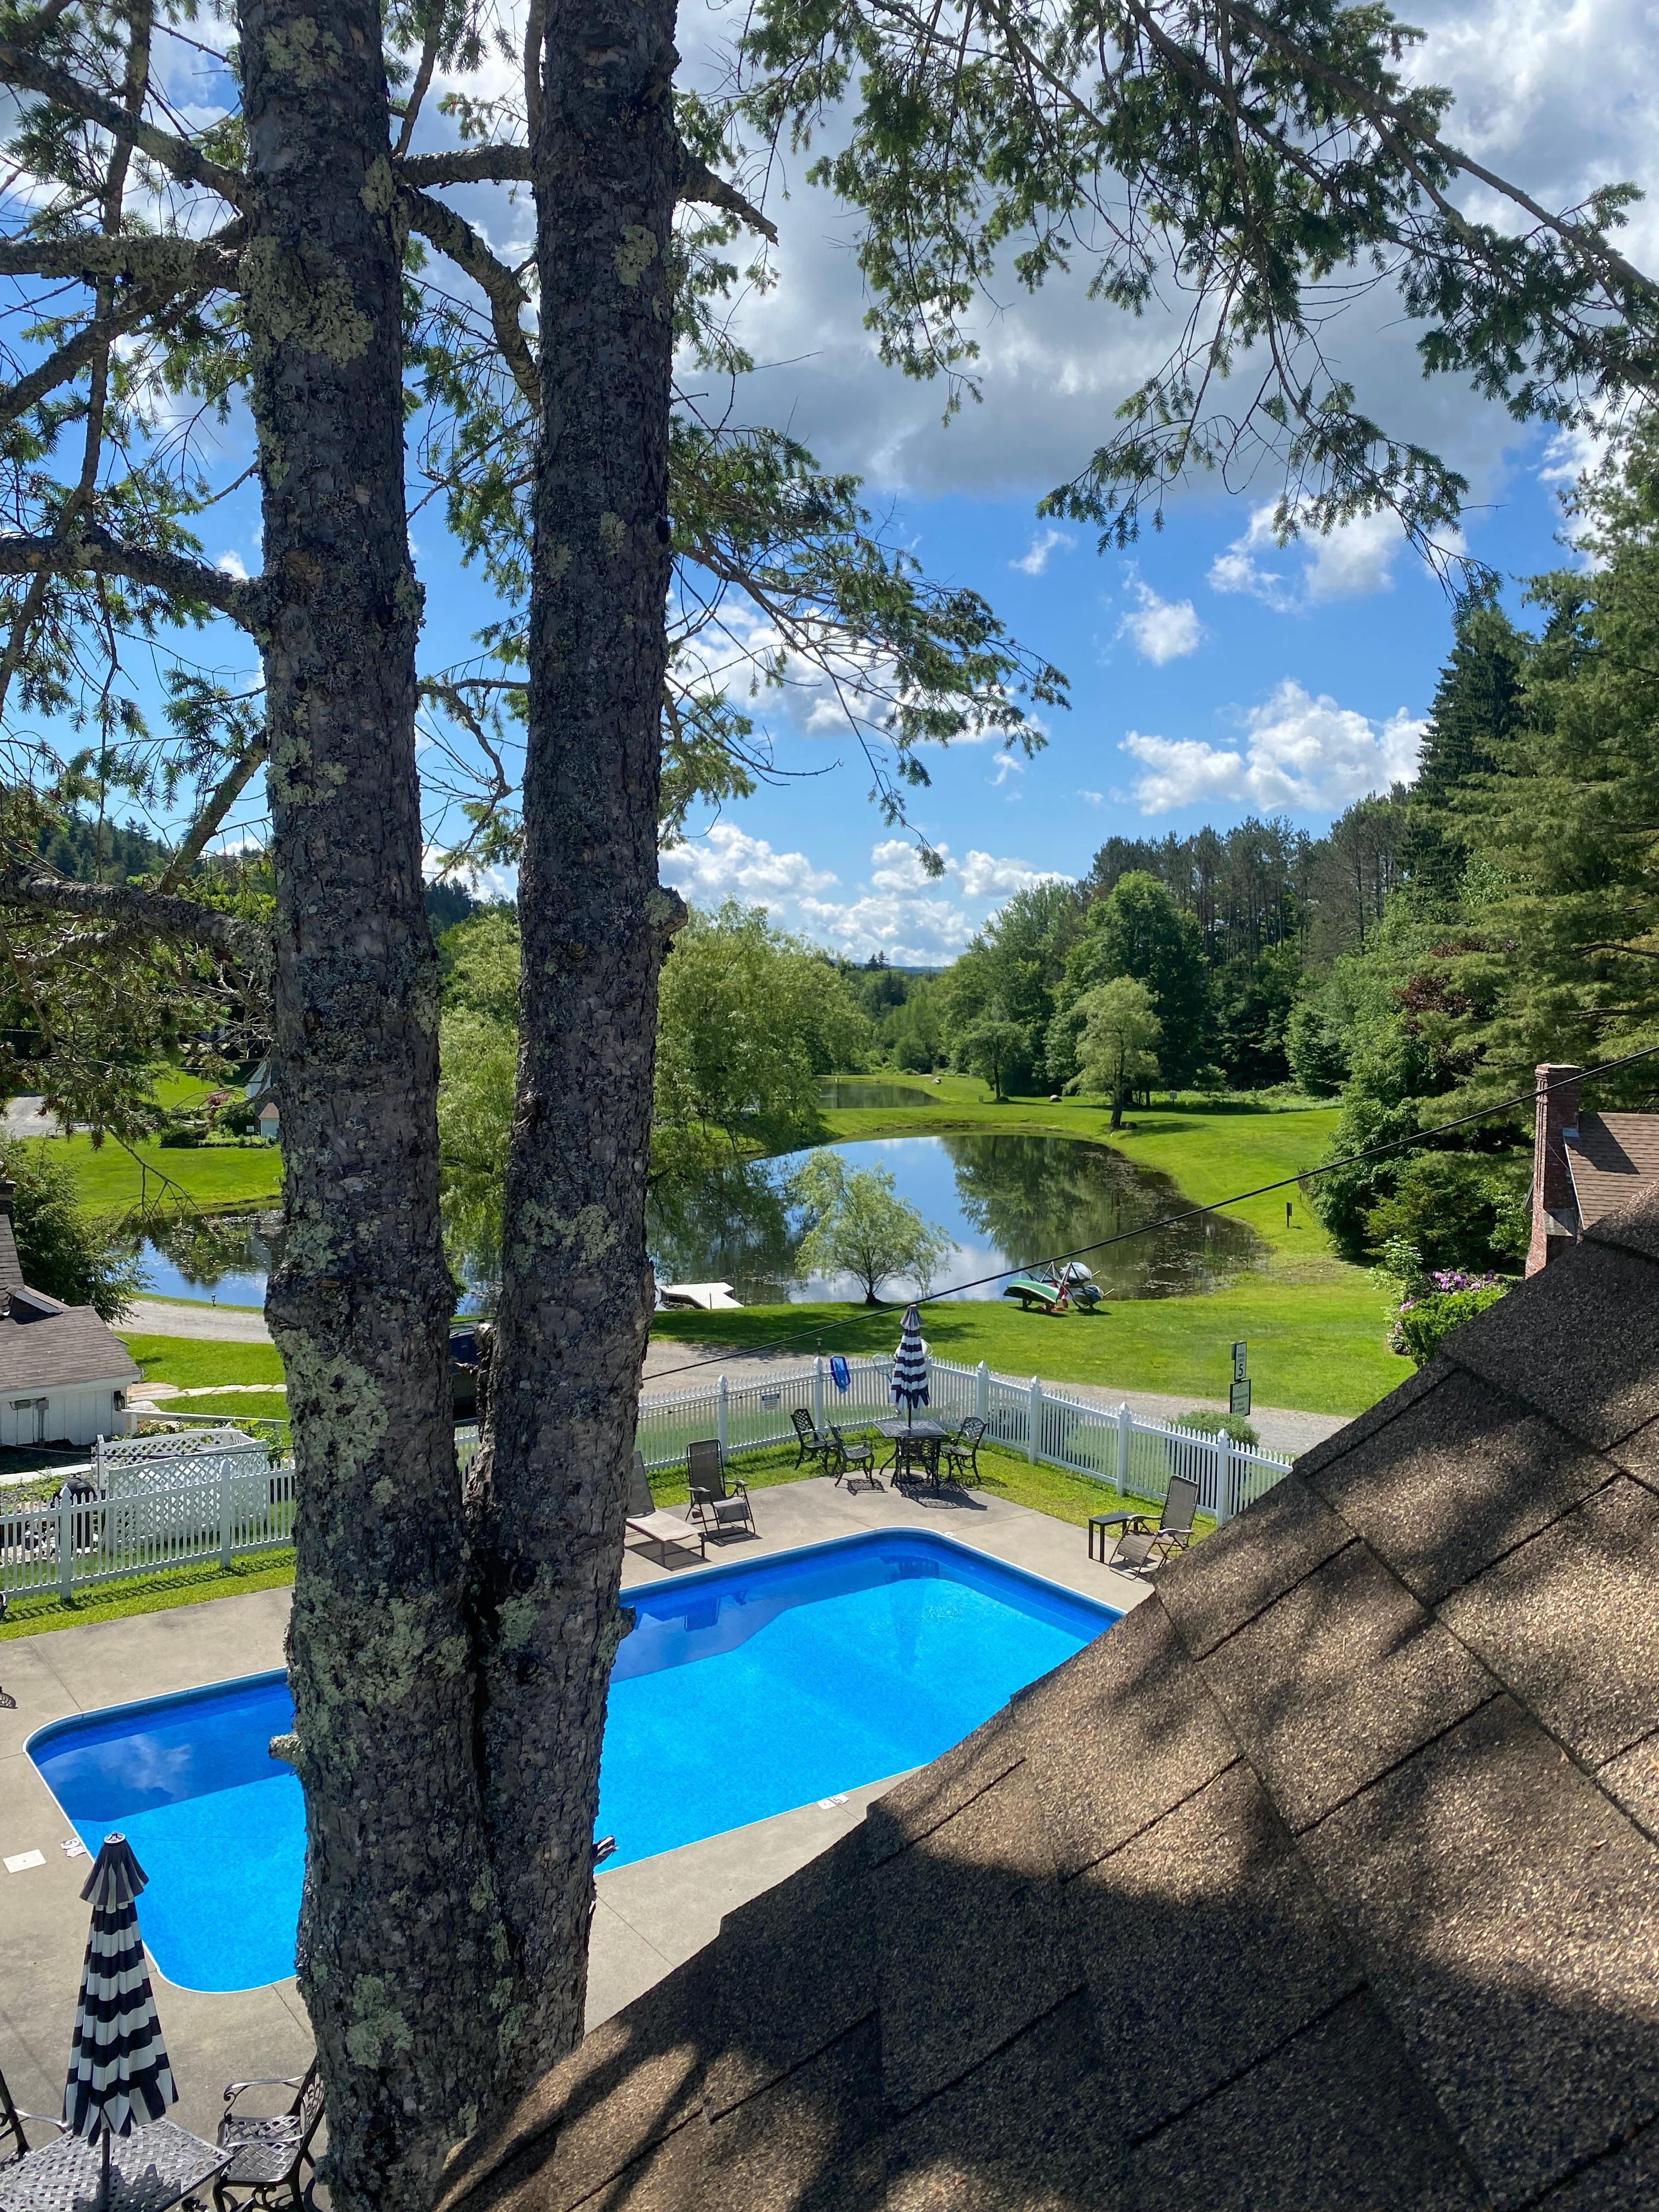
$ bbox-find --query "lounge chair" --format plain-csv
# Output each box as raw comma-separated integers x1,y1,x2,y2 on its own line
1,2066,66,2163
625,1450,705,1565
1087,1474,1201,1573
830,1424,878,1492
791,1407,838,1474
940,1415,986,1486
215,2059,326,2209
687,1438,757,1541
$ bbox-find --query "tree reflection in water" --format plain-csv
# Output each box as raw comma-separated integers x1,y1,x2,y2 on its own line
944,1134,1257,1298
647,1135,1261,1307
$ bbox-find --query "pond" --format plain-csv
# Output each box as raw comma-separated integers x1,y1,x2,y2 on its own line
648,1132,1261,1306
130,1214,273,1307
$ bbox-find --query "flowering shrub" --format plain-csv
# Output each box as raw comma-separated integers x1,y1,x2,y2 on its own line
1389,1276,1508,1367
1372,1238,1510,1366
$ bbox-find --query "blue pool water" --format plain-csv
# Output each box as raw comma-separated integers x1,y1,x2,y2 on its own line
28,1532,1115,1993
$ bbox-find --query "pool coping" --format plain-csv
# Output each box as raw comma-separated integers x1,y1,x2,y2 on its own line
618,1520,1124,1626
25,1526,1122,1772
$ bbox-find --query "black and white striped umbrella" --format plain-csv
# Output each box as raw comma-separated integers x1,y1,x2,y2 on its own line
64,1833,177,2147
891,1304,929,1420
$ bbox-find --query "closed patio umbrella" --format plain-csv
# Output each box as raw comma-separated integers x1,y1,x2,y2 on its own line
891,1304,929,1425
64,1833,177,2207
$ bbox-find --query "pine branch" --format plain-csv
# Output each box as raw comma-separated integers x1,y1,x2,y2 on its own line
1,284,199,426
0,527,259,624
157,727,269,892
0,37,244,204
398,145,529,188
0,235,240,286
397,143,777,240
0,864,269,975
681,155,777,244
402,188,539,407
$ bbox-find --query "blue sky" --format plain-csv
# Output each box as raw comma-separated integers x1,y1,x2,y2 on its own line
57,0,1658,966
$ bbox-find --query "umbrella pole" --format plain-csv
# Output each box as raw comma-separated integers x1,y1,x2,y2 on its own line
100,2116,111,2210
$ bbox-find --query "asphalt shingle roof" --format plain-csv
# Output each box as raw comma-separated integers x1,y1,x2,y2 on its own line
0,1301,139,1391
437,1189,1659,2212
1569,1111,1659,1235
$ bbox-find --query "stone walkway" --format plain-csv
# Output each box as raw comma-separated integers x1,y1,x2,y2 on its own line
1,1475,1150,2147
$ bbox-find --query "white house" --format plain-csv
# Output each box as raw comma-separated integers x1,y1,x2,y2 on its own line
0,1181,138,1448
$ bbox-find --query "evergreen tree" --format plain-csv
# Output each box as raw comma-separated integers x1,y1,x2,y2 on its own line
1406,590,1531,896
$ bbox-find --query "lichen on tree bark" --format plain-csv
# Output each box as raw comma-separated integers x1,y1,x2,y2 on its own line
239,3,507,2202
462,0,684,2097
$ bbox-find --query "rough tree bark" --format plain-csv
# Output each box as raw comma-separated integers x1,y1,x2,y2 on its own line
464,0,684,2092
239,3,505,2200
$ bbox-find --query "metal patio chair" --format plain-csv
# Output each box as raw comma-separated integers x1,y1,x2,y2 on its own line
1,2066,67,2164
791,1407,838,1475
830,1424,878,1492
214,2057,325,2209
940,1416,986,1486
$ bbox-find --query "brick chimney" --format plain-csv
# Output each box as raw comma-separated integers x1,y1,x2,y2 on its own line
1526,1063,1582,1276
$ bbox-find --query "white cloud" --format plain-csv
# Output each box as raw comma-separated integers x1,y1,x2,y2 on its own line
868,838,936,891
1010,527,1074,575
1077,788,1104,806
1118,579,1202,663
1207,507,1297,609
988,752,1025,787
798,890,978,963
216,550,250,581
956,849,1069,898
1538,424,1609,486
1121,680,1425,816
659,823,838,901
1208,502,1464,611
764,837,1074,958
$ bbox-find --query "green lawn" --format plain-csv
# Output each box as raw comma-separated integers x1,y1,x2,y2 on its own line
656,1087,1405,1417
116,1334,287,1387
651,1269,1398,1416
56,1132,281,1215
0,1550,297,1640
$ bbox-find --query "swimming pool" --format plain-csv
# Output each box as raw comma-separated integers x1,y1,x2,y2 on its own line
27,1530,1116,1992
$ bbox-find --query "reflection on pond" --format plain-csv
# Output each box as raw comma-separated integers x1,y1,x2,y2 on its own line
128,1213,276,1306
816,1079,940,1110
648,1133,1260,1306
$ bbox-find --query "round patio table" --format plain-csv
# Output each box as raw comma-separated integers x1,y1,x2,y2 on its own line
0,2118,228,2212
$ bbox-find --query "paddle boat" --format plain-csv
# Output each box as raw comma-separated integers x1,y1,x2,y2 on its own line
1002,1262,1103,1313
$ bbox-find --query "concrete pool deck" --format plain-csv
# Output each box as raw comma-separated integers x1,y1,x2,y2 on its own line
0,1474,1149,2151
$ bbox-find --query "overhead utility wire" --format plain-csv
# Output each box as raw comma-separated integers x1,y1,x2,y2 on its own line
644,1043,1659,1387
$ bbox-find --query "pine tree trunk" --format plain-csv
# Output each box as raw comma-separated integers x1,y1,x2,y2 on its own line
465,0,682,2094
241,5,506,2199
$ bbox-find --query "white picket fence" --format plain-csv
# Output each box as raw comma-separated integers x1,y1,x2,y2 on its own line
1,1457,297,1607
1,1356,1293,1611
634,1353,1292,1525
